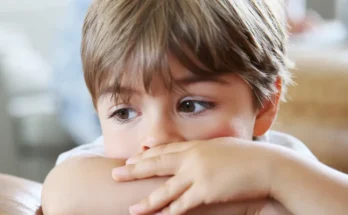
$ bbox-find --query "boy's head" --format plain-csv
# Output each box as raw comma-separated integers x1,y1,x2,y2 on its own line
82,0,292,158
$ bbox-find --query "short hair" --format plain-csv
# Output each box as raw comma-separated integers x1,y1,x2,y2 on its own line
82,0,292,108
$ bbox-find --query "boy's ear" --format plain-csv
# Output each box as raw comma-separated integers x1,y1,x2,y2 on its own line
253,77,282,137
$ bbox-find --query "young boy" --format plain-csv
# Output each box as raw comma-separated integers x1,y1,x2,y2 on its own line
42,0,348,214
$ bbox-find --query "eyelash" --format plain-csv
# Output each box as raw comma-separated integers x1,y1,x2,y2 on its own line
108,99,218,124
110,117,128,124
178,100,217,117
107,107,136,124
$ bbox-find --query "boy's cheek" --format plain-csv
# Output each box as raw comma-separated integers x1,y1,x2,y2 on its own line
185,117,254,141
103,134,138,159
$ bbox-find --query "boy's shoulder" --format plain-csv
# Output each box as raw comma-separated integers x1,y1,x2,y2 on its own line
56,131,316,166
259,130,316,159
56,136,105,166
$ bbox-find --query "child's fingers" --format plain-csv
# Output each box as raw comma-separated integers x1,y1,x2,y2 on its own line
112,152,183,181
164,185,202,215
130,175,192,215
127,141,196,164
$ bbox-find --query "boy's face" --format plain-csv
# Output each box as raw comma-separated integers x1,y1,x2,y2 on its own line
97,55,279,159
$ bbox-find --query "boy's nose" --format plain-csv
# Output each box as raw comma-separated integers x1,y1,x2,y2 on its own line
141,119,185,151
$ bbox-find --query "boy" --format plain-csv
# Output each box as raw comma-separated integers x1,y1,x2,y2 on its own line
42,0,344,214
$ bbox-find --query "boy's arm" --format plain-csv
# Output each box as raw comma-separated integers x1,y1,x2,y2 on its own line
42,157,290,215
42,157,162,215
271,148,348,215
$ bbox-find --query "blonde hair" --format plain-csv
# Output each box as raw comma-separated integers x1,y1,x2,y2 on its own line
82,0,292,107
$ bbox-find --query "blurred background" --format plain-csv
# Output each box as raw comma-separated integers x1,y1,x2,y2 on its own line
0,0,347,183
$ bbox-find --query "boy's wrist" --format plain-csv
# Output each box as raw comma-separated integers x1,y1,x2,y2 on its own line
267,145,304,204
257,143,286,198
251,142,297,201
239,142,288,199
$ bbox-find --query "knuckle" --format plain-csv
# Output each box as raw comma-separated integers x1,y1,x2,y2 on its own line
165,145,177,154
190,148,204,162
156,182,171,199
147,192,157,207
143,146,162,158
153,155,163,166
127,164,136,174
140,198,151,211
141,151,150,158
163,180,173,193
170,199,185,215
156,144,167,153
154,182,170,198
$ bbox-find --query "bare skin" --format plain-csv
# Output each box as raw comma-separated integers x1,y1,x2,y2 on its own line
42,156,291,215
113,139,348,215
42,55,295,215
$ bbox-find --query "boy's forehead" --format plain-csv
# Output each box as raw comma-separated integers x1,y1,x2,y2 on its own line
101,71,228,94
96,51,235,104
98,67,230,102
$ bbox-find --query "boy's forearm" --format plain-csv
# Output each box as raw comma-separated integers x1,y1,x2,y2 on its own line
42,157,247,215
272,149,348,215
42,157,167,215
42,157,289,215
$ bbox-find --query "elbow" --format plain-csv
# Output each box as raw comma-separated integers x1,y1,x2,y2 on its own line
41,159,81,215
41,167,68,215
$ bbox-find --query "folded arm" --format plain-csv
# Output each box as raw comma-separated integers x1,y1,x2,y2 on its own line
42,157,290,215
271,149,348,215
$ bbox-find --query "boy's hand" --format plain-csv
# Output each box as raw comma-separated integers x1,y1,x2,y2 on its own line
112,138,281,215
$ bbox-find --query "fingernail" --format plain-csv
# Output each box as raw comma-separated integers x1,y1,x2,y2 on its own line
112,167,128,179
126,157,136,165
129,203,146,214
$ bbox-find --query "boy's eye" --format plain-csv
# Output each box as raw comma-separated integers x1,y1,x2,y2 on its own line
178,100,216,114
109,108,138,123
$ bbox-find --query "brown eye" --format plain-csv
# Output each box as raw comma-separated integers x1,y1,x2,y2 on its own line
178,100,216,114
115,109,130,119
109,108,138,123
178,101,196,113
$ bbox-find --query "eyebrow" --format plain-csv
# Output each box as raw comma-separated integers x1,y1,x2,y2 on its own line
98,86,139,101
174,74,229,86
99,74,228,100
